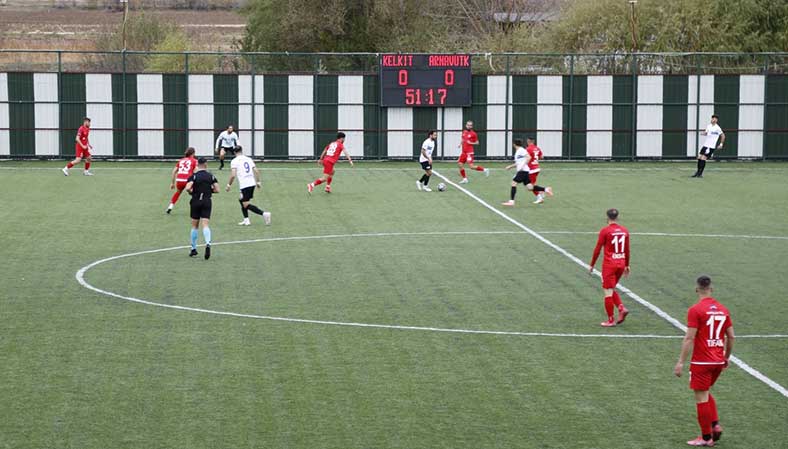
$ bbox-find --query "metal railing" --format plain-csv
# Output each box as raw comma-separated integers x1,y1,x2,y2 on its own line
1,51,787,160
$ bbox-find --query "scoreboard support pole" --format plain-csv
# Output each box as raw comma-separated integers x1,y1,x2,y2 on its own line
440,107,445,160
504,55,511,158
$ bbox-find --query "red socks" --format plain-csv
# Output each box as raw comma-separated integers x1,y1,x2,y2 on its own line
696,401,713,436
475,165,485,171
604,296,615,320
612,291,623,308
85,162,91,170
66,162,75,169
314,179,324,186
327,176,332,186
170,190,182,204
708,394,719,423
459,168,466,178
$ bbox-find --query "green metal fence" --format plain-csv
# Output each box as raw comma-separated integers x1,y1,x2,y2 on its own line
1,51,787,159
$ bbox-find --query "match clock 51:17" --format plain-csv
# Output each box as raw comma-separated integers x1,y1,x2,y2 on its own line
379,54,472,107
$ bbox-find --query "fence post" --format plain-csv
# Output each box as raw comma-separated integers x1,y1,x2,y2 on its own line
567,54,574,160
251,57,256,158
57,51,62,157
694,53,701,160
184,52,190,157
762,54,769,160
313,54,320,160
122,49,127,157
440,107,445,160
504,54,511,159
630,53,638,161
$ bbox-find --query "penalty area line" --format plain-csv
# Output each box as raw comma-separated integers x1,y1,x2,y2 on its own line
431,169,788,399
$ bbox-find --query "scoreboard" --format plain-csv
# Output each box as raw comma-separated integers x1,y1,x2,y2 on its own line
379,54,472,107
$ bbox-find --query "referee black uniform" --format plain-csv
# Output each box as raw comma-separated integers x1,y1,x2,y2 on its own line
188,169,218,220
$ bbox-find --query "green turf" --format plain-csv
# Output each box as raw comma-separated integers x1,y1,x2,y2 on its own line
1,160,786,449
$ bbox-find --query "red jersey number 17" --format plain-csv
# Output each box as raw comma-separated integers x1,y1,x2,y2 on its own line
706,315,727,340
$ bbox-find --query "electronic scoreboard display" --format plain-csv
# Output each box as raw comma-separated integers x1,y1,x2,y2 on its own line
379,54,472,107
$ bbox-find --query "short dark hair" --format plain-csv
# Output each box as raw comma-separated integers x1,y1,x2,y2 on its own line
234,146,243,153
526,136,535,142
696,275,712,290
711,114,719,119
606,208,619,220
337,132,346,139
83,117,91,122
197,157,208,165
184,147,195,157
513,138,523,146
427,130,436,136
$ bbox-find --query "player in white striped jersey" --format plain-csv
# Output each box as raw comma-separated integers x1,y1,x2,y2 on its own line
225,147,271,226
215,125,240,170
416,130,437,192
692,115,725,178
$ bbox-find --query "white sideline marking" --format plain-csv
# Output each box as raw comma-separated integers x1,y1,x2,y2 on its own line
539,231,788,241
431,170,788,399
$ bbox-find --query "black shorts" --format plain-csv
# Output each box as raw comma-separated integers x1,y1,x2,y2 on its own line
420,161,432,171
190,199,212,220
239,186,255,202
513,171,531,184
699,146,715,158
219,146,234,154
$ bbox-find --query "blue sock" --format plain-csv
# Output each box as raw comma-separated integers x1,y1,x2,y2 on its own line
190,228,198,249
203,226,212,245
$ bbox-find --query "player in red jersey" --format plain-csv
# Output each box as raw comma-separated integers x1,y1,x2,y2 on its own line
308,132,353,194
588,208,630,327
525,137,545,204
62,117,93,176
457,120,489,183
674,275,734,447
167,147,198,214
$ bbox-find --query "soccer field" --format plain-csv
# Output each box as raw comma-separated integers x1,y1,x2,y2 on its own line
1,160,787,449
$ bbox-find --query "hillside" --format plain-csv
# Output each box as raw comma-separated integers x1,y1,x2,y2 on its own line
0,1,246,52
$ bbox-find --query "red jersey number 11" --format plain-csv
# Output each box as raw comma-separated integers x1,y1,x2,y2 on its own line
612,234,626,255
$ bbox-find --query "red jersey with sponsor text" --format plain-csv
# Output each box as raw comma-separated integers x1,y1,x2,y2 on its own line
461,130,478,153
175,156,198,182
687,297,732,365
324,140,345,163
590,223,630,269
526,144,542,173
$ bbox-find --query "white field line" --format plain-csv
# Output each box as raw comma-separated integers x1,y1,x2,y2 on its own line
431,170,788,399
539,231,788,241
75,231,685,340
75,231,788,343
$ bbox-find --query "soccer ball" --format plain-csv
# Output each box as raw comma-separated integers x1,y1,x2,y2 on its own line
437,183,446,192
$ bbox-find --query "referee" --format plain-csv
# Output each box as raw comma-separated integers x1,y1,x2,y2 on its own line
215,124,240,170
185,158,219,259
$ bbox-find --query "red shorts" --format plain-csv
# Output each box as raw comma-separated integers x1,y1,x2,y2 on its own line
601,265,625,289
175,180,188,191
458,152,474,164
322,160,336,175
75,145,91,159
529,171,539,184
689,364,724,391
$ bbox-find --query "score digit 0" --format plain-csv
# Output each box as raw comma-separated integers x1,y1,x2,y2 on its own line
398,70,408,86
444,69,454,86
